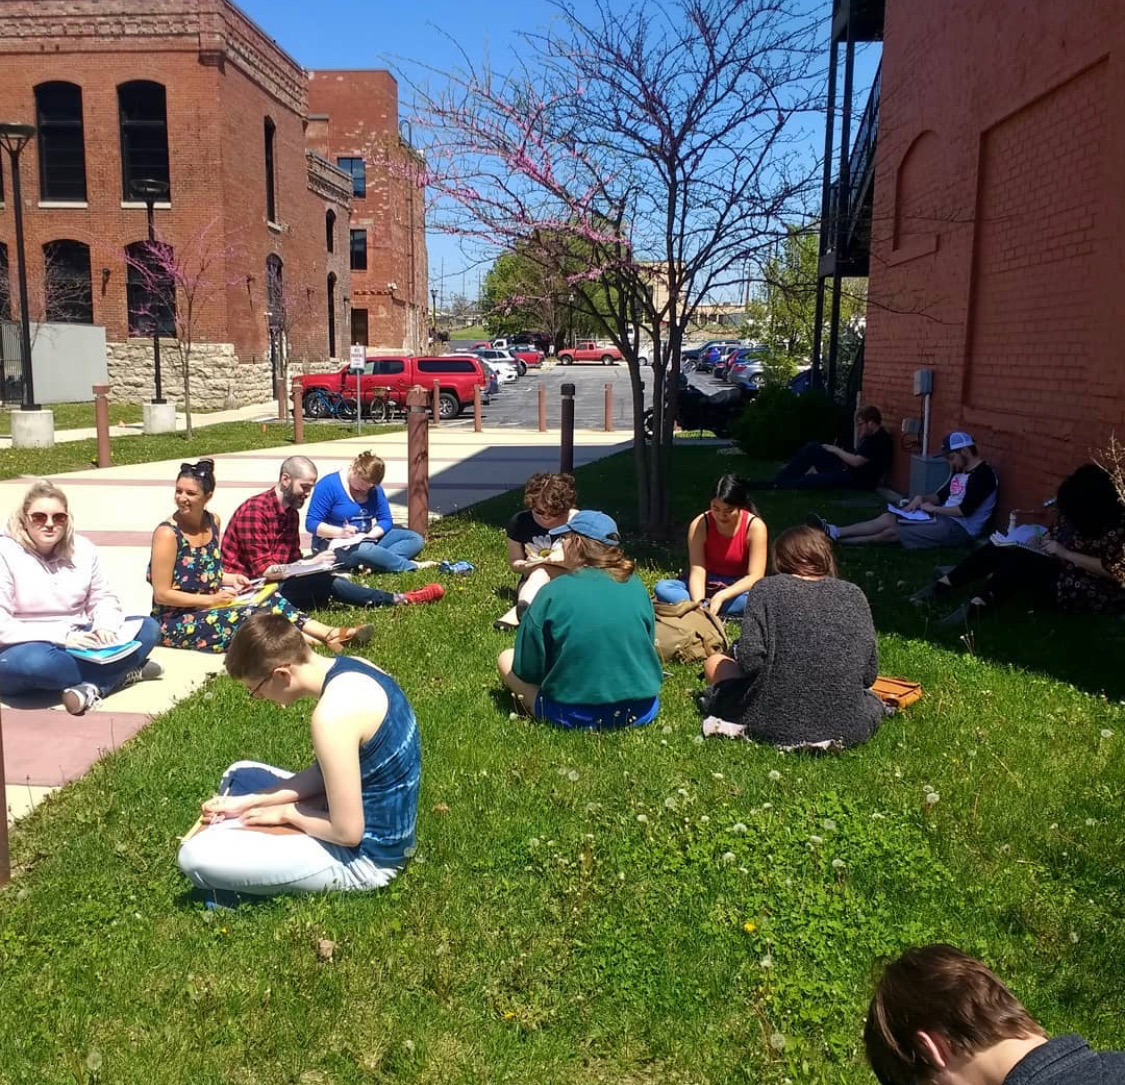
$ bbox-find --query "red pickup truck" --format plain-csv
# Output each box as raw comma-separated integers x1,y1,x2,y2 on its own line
557,340,624,365
295,353,488,419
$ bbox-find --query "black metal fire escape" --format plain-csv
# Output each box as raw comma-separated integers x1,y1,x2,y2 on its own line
811,0,884,399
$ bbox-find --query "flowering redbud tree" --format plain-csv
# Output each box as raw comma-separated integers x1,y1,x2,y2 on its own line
411,0,822,532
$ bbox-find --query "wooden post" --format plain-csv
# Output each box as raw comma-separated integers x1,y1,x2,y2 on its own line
275,377,287,421
93,384,112,468
431,378,441,427
407,386,430,538
0,704,9,886
538,382,547,432
560,382,576,474
603,382,613,432
290,377,304,444
473,384,482,433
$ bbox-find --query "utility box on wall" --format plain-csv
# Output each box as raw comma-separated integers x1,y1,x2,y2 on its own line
909,454,949,497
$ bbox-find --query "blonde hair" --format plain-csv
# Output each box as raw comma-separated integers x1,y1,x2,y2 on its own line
566,535,635,582
351,451,386,486
8,480,75,561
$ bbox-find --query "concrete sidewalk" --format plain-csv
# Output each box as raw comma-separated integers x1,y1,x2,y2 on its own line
3,426,631,824
0,399,282,447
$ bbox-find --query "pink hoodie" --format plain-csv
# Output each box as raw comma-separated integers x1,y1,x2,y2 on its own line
0,534,124,647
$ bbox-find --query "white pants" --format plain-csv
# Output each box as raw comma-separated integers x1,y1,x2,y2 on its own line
178,761,401,896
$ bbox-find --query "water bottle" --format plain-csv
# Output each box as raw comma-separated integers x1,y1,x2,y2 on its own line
1007,512,1018,533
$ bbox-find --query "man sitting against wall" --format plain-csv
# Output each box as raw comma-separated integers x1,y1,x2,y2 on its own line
759,405,893,491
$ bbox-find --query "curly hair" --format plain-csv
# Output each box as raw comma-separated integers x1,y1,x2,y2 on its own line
350,451,387,487
523,472,577,517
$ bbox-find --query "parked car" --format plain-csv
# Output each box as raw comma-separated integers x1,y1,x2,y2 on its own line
469,340,492,350
471,347,528,377
294,353,489,420
557,340,624,365
718,346,767,381
509,343,545,369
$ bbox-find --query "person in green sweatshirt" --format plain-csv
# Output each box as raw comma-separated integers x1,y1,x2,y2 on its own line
497,510,663,729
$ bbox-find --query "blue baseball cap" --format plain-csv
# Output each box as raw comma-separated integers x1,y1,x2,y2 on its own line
942,431,975,453
548,510,621,545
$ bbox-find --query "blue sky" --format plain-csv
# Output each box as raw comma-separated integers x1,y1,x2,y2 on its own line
236,0,878,305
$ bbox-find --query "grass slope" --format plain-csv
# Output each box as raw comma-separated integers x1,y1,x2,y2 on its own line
1,446,1123,1084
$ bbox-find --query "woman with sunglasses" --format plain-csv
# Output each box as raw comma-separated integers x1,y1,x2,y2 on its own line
149,460,371,654
0,480,163,715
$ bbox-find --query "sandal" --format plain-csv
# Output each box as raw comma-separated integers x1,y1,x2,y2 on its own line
324,623,374,653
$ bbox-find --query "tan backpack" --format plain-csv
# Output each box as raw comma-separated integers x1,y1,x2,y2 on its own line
653,598,730,663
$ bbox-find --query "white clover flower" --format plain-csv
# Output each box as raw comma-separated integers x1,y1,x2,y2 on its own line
769,1032,787,1052
759,954,774,969
712,772,724,780
678,787,689,797
768,770,782,781
739,866,749,874
662,725,673,734
664,797,677,810
1085,817,1097,826
699,815,710,824
528,837,540,848
922,784,935,794
636,814,649,824
585,802,601,814
722,851,736,863
509,712,518,721
762,802,773,811
693,735,705,745
924,792,940,806
1101,729,1115,739
809,834,824,845
821,818,837,831
1069,931,1080,944
871,812,886,820
832,858,846,870
567,769,580,782
732,822,749,834
1049,822,1058,830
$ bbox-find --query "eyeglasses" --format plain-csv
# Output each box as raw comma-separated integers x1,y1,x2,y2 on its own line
248,671,275,698
28,511,68,527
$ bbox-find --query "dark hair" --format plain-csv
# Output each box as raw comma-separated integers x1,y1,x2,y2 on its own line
177,458,216,495
1056,463,1123,538
565,535,634,582
772,525,837,578
524,472,577,518
226,612,312,682
865,944,1046,1085
856,405,882,426
711,474,757,514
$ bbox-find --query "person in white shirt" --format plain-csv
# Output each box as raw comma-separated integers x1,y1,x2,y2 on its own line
0,480,163,715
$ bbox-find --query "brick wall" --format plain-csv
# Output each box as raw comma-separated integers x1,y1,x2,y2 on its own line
307,70,429,353
864,0,1125,511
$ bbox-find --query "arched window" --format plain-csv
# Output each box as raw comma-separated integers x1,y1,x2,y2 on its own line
266,254,284,330
325,209,336,253
35,82,87,202
327,272,337,357
43,240,93,323
125,240,176,337
0,243,10,321
264,117,277,223
118,81,170,201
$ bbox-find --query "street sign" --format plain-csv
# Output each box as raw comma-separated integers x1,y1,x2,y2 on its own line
348,344,366,372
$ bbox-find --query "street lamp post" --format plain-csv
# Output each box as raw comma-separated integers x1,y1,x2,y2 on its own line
0,122,39,411
132,178,170,404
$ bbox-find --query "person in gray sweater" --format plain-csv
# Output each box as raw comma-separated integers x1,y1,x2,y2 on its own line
700,524,884,748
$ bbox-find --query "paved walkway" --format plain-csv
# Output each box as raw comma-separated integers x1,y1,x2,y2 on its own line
4,426,631,824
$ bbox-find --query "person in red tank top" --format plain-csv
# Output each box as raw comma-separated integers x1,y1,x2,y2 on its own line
654,475,768,616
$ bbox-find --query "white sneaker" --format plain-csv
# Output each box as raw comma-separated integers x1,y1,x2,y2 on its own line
61,682,102,716
116,658,164,693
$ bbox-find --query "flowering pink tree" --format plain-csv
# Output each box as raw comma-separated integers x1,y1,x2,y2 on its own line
412,0,821,532
124,219,243,438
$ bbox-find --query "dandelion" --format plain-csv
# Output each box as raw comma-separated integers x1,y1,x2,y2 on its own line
809,834,824,845
636,814,649,824
1085,817,1097,826
922,784,935,794
738,866,749,874
1069,931,1080,944
585,802,601,814
700,815,711,824
722,851,736,863
662,725,673,734
762,802,773,811
509,712,518,721
871,812,886,820
712,772,725,780
693,735,705,745
832,858,846,870
768,770,782,781
528,837,540,848
760,953,774,969
743,921,757,934
677,787,689,796
924,792,940,806
567,769,580,782
1049,822,1058,830
769,1032,787,1052
821,818,837,831
1101,729,1115,739
664,797,677,810
730,822,747,834
894,769,903,779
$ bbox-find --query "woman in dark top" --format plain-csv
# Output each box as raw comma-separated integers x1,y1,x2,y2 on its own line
912,462,1125,626
654,474,768,617
700,525,883,748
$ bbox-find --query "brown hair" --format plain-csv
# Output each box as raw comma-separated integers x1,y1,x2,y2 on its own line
524,472,577,517
856,405,883,426
772,525,837,579
225,612,313,682
351,451,386,487
865,945,1047,1085
565,534,634,582
8,480,75,561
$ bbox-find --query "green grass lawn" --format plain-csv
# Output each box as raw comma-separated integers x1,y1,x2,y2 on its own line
0,400,238,436
2,446,1124,1083
0,420,398,481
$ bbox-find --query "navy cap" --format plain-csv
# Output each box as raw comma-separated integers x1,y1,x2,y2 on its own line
548,510,621,545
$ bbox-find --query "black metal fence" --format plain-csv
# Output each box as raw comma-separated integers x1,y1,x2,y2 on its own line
0,321,24,405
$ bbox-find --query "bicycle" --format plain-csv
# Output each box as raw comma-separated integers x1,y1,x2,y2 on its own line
302,387,359,420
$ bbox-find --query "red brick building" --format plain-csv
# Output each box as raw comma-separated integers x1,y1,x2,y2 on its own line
853,0,1125,509
0,1,426,407
307,71,428,354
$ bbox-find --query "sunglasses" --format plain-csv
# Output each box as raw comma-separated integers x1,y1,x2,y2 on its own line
180,461,214,479
28,511,68,527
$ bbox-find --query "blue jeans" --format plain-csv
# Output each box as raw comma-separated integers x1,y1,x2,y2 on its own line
533,693,660,730
771,442,854,489
334,528,425,574
654,576,748,617
0,615,162,698
279,572,396,611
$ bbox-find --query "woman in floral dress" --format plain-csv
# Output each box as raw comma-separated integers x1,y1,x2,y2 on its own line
149,460,367,653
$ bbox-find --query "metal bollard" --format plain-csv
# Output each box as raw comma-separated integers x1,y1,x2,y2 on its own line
538,382,547,432
93,383,112,468
290,377,304,444
406,386,430,538
560,382,575,474
473,384,482,433
431,378,441,427
604,382,613,432
275,377,287,421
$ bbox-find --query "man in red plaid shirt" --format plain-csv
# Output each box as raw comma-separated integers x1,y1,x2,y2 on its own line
222,456,443,612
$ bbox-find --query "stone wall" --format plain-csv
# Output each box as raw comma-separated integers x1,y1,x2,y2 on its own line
106,340,340,408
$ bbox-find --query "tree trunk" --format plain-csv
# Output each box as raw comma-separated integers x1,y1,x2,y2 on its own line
181,351,193,439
